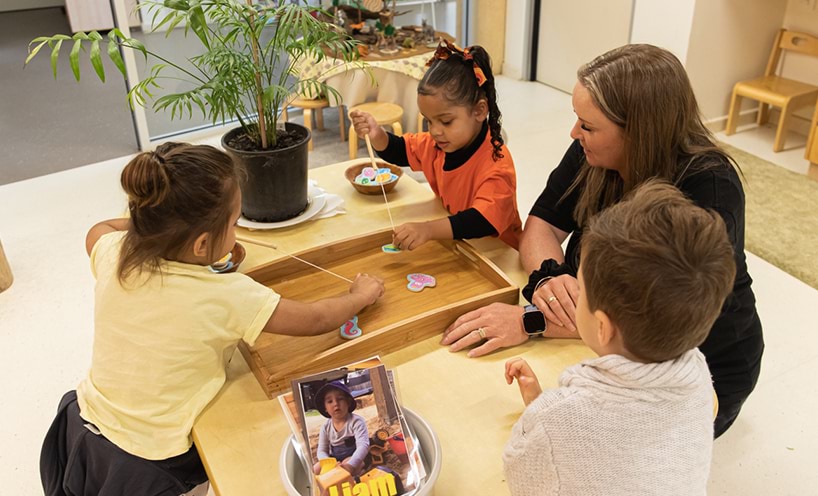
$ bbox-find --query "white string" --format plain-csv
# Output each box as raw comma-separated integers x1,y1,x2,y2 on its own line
235,236,353,283
365,134,396,232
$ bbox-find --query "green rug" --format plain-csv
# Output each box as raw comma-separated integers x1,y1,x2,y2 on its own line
720,143,818,289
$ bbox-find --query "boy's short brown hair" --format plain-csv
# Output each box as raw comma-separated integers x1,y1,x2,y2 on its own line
580,180,736,362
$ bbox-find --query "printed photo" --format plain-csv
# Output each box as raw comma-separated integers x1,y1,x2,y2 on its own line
295,365,420,496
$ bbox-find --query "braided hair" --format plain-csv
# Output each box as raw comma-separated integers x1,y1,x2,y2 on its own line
418,44,504,161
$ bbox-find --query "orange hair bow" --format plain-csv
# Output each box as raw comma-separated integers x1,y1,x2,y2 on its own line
427,38,487,87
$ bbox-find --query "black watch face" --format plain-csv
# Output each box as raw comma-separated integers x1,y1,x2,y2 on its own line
523,309,546,334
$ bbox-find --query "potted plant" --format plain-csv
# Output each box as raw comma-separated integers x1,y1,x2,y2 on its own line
26,0,361,222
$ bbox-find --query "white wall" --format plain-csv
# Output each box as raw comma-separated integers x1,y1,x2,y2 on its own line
685,0,787,124
502,0,697,81
629,0,695,63
0,0,63,12
500,0,795,130
502,0,531,79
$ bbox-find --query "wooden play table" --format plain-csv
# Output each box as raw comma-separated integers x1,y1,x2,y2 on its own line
191,159,594,495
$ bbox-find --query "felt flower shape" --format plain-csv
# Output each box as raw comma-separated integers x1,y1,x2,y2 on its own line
406,273,436,292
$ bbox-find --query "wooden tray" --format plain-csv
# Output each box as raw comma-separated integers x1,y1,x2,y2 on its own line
239,229,519,398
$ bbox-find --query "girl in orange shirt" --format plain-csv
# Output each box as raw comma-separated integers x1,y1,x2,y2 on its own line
350,40,522,250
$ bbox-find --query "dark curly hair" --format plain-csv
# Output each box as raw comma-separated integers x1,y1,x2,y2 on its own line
418,45,504,161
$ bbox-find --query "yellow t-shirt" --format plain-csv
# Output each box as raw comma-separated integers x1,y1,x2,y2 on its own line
77,231,280,460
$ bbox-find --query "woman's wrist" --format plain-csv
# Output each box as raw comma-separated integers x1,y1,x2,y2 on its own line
533,276,553,293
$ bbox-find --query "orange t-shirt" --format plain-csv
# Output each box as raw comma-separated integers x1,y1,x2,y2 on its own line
403,131,522,249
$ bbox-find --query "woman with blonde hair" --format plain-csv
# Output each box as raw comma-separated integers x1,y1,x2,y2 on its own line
443,44,763,438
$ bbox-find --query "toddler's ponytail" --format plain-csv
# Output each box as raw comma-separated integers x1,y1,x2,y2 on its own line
465,46,504,161
121,149,173,210
117,143,241,283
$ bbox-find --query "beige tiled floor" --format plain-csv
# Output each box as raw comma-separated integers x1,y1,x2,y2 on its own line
1,77,816,495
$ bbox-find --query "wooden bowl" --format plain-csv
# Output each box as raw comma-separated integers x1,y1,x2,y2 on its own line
344,161,403,195
209,242,246,274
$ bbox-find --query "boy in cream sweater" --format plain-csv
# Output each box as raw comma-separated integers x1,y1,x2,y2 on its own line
503,181,737,496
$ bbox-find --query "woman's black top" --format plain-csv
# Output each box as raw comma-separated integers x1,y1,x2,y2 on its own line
524,140,763,404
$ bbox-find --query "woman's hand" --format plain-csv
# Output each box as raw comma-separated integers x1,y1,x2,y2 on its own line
441,302,529,357
531,274,579,332
505,357,542,406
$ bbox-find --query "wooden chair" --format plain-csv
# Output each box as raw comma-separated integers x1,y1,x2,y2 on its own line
725,29,818,152
281,97,346,152
348,102,404,159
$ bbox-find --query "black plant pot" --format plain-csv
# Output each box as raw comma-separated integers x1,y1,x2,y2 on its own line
222,123,311,223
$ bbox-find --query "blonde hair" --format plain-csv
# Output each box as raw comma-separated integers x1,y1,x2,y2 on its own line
118,143,241,282
581,180,736,362
568,44,735,225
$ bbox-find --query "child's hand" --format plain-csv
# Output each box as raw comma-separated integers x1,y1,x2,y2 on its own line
505,357,542,406
350,273,385,305
393,222,433,251
338,461,355,475
312,461,321,475
349,110,385,142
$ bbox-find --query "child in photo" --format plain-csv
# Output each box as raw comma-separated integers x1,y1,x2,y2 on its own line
40,143,385,494
312,381,370,477
503,181,736,496
350,39,522,251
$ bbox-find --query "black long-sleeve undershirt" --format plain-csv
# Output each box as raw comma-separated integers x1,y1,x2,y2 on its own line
374,123,497,240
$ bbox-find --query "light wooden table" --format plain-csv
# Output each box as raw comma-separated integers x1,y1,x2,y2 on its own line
192,159,594,495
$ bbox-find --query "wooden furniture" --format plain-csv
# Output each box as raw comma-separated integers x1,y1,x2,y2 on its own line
803,103,818,181
344,161,403,195
298,33,452,135
240,230,518,397
282,98,346,151
191,159,595,496
0,239,12,293
348,102,404,159
726,29,818,152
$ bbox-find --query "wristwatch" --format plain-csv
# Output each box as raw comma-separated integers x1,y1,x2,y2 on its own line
522,304,547,337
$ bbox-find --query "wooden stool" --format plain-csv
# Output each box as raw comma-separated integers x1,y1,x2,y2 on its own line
0,239,12,293
348,102,404,159
282,98,346,151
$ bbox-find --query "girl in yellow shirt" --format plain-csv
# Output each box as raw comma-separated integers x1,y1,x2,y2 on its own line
41,143,385,494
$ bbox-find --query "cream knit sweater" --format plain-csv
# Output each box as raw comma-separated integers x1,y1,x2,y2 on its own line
503,349,714,496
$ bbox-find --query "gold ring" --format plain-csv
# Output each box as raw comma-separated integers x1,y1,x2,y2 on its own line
547,296,557,304
477,327,486,339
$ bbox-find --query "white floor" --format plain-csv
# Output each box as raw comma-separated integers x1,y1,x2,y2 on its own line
716,123,811,176
1,78,816,495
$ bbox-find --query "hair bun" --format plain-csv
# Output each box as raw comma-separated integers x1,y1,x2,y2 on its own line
121,150,171,208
